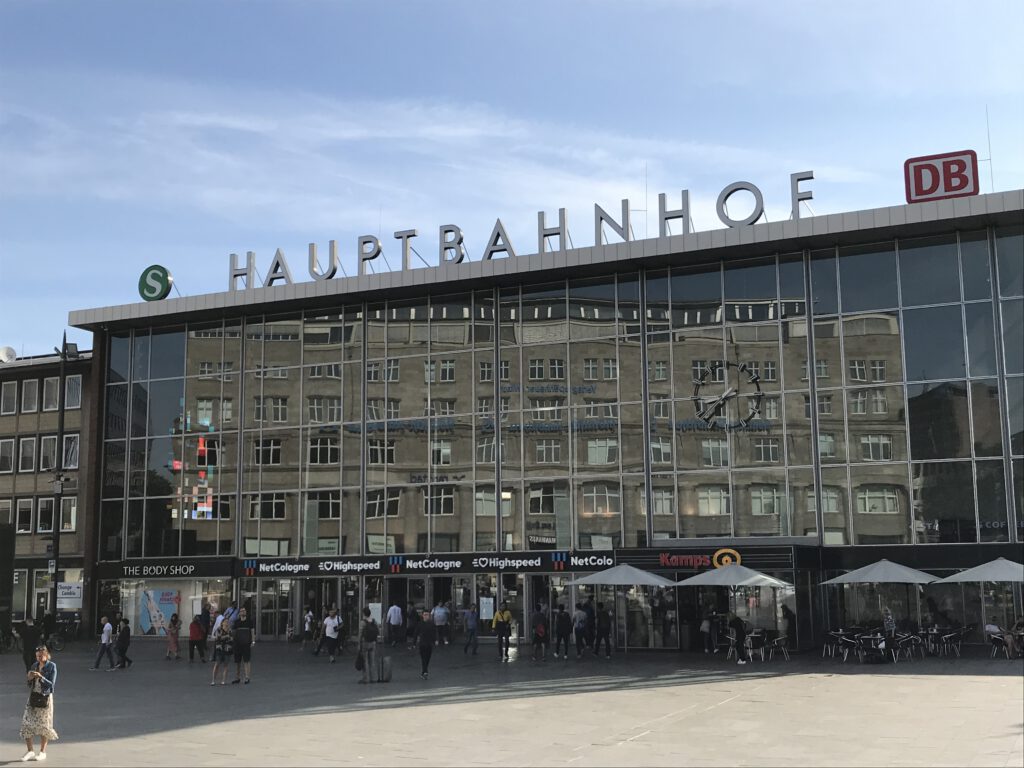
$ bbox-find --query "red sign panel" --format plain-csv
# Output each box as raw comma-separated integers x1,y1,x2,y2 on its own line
904,150,979,204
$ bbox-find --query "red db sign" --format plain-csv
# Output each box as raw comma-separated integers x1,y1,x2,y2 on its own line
904,150,979,204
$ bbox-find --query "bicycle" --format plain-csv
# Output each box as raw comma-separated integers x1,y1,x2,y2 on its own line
44,619,80,653
0,626,18,653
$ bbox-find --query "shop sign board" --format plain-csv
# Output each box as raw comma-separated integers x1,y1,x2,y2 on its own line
94,558,236,580
904,150,979,203
56,582,83,610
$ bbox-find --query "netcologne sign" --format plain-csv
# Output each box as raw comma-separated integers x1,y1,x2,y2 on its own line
226,172,815,291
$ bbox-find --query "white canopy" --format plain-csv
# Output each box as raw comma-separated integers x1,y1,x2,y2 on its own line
936,558,1024,583
564,564,677,587
820,559,937,585
673,563,791,588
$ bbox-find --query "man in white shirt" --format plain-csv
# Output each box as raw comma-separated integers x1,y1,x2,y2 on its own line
322,608,342,663
301,607,315,651
431,602,450,645
90,616,116,670
385,601,404,647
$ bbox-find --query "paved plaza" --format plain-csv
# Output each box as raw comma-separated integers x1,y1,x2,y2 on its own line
1,640,1021,767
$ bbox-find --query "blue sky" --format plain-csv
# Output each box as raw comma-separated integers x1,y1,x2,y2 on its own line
1,0,1022,356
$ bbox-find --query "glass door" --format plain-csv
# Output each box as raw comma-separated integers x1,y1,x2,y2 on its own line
501,573,524,647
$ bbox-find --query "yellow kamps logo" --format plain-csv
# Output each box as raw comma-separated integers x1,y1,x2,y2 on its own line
712,548,741,568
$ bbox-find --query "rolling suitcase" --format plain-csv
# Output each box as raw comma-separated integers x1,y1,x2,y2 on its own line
378,652,392,682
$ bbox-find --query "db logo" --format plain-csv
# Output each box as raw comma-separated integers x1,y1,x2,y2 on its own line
904,150,979,204
712,548,741,568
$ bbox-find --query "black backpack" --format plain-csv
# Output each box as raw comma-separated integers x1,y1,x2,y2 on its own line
362,620,379,643
556,611,572,635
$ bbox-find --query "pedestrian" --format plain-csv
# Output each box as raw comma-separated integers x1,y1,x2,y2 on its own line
114,618,132,670
385,600,404,647
416,611,437,679
16,618,42,672
530,604,548,661
357,607,380,684
301,606,314,652
594,602,612,659
199,604,211,638
321,607,341,663
583,598,596,650
462,604,479,655
232,607,254,684
210,619,233,685
405,602,420,649
20,645,58,762
700,613,713,654
882,607,896,640
188,615,207,662
40,613,56,646
211,608,225,640
165,613,182,660
431,601,449,645
90,616,116,671
572,603,587,659
223,602,239,629
728,613,748,665
553,605,572,660
492,600,513,662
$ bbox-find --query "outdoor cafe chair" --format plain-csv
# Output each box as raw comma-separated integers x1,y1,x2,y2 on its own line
768,635,790,661
725,630,738,661
745,631,767,662
940,627,971,658
988,633,1011,659
838,634,859,662
855,635,886,664
823,631,841,658
896,633,924,661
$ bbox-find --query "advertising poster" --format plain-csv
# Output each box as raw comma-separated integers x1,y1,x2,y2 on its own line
479,597,495,621
140,590,180,636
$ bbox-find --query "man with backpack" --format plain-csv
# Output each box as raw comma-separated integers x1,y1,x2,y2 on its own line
357,607,379,684
530,604,548,661
594,602,612,659
553,605,572,660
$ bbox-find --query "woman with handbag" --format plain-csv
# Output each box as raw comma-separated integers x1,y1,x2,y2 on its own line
20,645,58,761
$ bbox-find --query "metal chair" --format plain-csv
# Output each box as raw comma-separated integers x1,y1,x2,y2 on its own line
940,630,964,658
725,630,738,661
823,631,841,658
989,633,1011,660
768,635,790,661
838,635,859,662
745,632,767,662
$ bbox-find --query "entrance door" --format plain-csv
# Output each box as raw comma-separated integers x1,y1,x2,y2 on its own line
501,573,525,646
258,579,291,639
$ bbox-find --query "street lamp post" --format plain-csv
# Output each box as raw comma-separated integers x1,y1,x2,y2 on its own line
48,333,78,617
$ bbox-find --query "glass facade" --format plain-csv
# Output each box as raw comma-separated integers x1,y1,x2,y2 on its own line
95,226,1024,560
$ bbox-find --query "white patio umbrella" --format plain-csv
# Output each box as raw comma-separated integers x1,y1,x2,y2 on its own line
935,558,1024,583
819,559,938,585
564,563,677,587
673,563,791,588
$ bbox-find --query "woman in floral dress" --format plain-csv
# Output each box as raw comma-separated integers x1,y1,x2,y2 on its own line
165,613,182,660
20,645,58,761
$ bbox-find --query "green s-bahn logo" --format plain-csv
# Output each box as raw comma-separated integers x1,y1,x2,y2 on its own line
139,265,173,301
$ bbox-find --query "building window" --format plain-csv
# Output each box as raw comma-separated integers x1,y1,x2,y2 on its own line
431,439,452,466
528,359,545,380
650,437,672,464
253,438,282,466
423,361,435,384
762,396,780,420
603,358,618,380
308,363,341,379
368,439,396,465
649,395,671,419
860,434,893,461
308,437,340,465
762,360,778,382
849,359,867,382
0,438,13,473
62,432,79,470
306,490,340,519
197,437,219,467
857,486,900,514
549,359,565,380
16,498,32,533
367,362,382,382
1,381,17,414
692,360,726,383
808,487,843,515
307,396,341,423
535,439,561,464
42,377,60,411
477,397,493,416
585,399,618,418
697,486,729,516
479,361,493,382
253,397,266,423
366,488,400,518
586,438,618,465
385,360,400,382
39,436,57,472
222,399,234,424
806,395,833,417
818,433,836,458
871,360,887,382
499,360,510,381
249,493,287,519
0,499,9,525
21,380,38,413
423,486,455,516
754,437,781,463
816,359,830,379
61,374,80,410
648,360,669,382
849,390,867,415
583,358,599,381
18,438,35,473
871,390,888,415
197,398,214,426
36,498,54,533
582,482,621,516
701,438,728,467
269,396,288,423
476,436,496,463
750,485,782,516
529,398,564,421
652,488,674,516
367,399,399,420
425,399,456,416
58,498,79,536
528,482,565,515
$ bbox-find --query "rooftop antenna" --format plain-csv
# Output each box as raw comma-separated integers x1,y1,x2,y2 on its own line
980,105,996,193
0,346,16,363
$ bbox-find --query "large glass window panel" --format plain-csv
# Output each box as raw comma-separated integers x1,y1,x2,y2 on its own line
1012,460,1023,538
617,274,641,336
342,427,362,487
301,490,341,556
783,391,812,466
788,467,818,539
733,469,788,537
105,385,128,440
575,479,621,549
995,225,1023,297
498,288,519,347
969,380,1003,457
964,303,998,377
130,384,148,438
621,474,647,548
898,235,960,306
255,428,300,492
617,336,642,403
431,294,473,350
149,327,186,380
132,332,151,382
108,333,131,383
186,322,224,378
145,435,180,497
341,361,363,422
778,253,806,318
1007,377,1023,457
302,314,344,366
387,300,430,357
430,484,472,553
672,326,724,400
254,490,297,557
804,319,840,390
960,230,992,301
146,379,185,436
841,312,903,383
569,277,618,340
99,501,124,560
573,406,619,475
474,482,498,552
143,497,178,557
810,249,838,316
127,439,146,497
648,403,677,472
646,334,672,401
650,474,678,541
819,466,850,545
724,257,777,323
678,473,731,538
903,306,965,381
646,270,670,335
243,319,265,371
907,381,971,460
850,463,911,545
429,351,471,410
339,488,359,555
976,461,1009,543
305,428,342,488
727,323,782,393
526,480,570,550
521,283,567,343
839,243,897,312
1002,299,1023,374
670,264,722,328
364,486,389,554
474,290,495,347
185,376,225,433
502,483,525,551
912,461,976,544
619,403,644,474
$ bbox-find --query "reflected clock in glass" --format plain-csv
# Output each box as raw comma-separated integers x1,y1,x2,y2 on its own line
692,361,764,428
